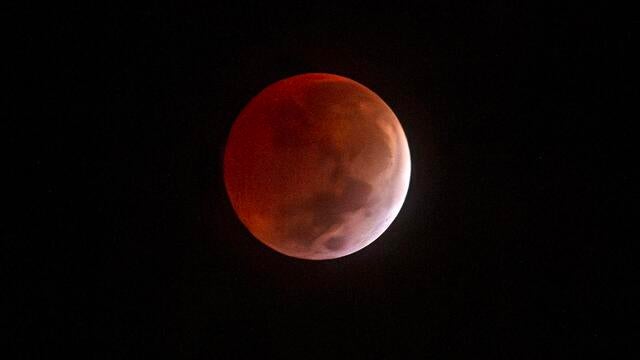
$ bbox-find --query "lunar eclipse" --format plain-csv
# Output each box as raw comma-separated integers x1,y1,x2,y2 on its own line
224,73,411,259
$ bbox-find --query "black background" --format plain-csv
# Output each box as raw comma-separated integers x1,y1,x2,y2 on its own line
9,1,634,358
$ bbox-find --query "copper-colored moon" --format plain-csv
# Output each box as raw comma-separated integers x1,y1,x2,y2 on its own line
224,73,411,260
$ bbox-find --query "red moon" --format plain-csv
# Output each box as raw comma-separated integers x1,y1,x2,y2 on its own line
224,73,411,260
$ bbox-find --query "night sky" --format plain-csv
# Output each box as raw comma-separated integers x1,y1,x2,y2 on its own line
10,2,633,358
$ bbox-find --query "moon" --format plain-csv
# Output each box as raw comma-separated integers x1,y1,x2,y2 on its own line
224,73,411,260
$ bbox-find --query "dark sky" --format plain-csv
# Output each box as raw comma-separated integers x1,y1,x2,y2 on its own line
10,1,633,358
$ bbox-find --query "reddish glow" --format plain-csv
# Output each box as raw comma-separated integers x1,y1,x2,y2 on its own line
224,73,410,260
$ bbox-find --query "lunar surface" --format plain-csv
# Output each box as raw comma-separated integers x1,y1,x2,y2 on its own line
224,73,411,260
